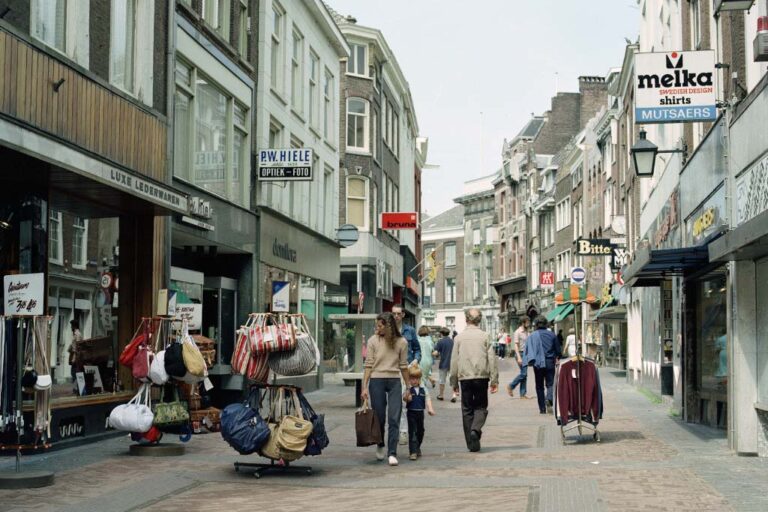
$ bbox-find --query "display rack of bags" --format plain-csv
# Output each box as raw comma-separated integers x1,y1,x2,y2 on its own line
109,317,214,447
0,315,55,488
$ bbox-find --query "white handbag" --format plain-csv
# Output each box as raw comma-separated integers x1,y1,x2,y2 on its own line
149,350,169,385
34,374,52,390
108,383,154,432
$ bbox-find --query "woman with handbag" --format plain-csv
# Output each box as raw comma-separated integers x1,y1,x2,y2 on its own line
360,312,409,466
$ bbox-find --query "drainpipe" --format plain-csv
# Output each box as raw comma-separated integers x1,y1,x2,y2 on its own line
164,0,176,290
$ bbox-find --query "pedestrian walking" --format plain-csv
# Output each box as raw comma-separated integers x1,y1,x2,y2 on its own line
417,326,436,388
405,365,435,460
450,308,499,452
392,305,421,446
563,328,578,357
497,331,508,359
507,317,532,399
523,315,562,414
432,327,457,402
360,312,410,466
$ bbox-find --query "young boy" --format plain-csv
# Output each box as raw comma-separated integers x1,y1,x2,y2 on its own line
405,366,435,460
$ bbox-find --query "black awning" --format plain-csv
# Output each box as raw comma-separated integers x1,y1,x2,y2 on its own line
492,275,527,295
623,245,710,287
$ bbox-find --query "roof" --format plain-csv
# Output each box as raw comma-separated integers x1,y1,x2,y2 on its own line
422,205,464,231
519,117,546,139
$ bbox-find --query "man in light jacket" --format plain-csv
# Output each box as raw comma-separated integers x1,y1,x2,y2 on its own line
450,308,499,452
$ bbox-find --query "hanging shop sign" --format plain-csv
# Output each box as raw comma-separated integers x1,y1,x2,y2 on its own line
540,271,555,289
635,50,717,124
570,267,587,285
381,212,418,230
4,273,44,316
106,167,187,213
272,281,290,312
258,148,313,181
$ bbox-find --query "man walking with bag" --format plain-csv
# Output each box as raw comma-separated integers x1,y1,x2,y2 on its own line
523,315,562,414
450,308,498,452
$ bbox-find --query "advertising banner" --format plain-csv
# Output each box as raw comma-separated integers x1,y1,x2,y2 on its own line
258,148,313,181
381,212,418,230
272,281,290,312
635,50,717,124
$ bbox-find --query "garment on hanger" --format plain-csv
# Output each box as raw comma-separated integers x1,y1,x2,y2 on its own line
555,358,603,426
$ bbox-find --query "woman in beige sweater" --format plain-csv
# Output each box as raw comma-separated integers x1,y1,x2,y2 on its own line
361,312,410,466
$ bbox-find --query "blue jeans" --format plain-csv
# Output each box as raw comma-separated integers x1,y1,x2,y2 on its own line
368,378,402,456
533,366,555,413
509,360,527,397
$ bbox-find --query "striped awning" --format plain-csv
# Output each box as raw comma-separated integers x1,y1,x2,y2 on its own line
555,284,598,305
554,303,575,322
545,304,569,322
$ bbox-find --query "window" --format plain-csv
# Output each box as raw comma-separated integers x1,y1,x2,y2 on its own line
604,184,614,228
473,270,480,299
393,111,399,157
691,0,701,49
372,109,378,159
31,0,66,53
309,51,319,128
323,165,334,235
424,244,435,269
556,198,571,231
556,250,571,281
346,98,369,151
426,284,435,305
323,69,334,142
238,0,248,56
291,28,304,112
270,3,284,91
382,100,389,147
72,217,88,268
572,164,583,189
372,182,378,232
346,177,368,230
173,59,250,206
445,278,457,303
531,250,540,288
485,226,496,245
203,0,231,40
110,0,136,93
445,316,455,327
347,43,368,76
49,210,63,265
289,135,303,217
473,228,481,247
445,243,457,267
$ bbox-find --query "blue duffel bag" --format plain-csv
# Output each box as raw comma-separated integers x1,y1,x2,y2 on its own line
220,392,270,455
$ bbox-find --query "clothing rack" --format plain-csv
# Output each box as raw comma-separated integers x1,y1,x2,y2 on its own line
554,305,601,443
233,382,313,479
0,315,55,488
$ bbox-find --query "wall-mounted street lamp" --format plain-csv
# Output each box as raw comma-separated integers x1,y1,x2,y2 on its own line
630,129,688,177
714,0,754,15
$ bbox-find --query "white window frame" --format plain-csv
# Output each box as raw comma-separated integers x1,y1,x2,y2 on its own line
71,217,88,269
30,0,67,55
556,197,571,231
323,68,334,142
445,277,456,304
323,165,334,236
238,0,248,56
270,2,284,92
472,269,480,300
346,176,369,232
372,109,378,160
203,0,231,40
445,243,457,267
291,27,304,114
308,50,319,130
346,42,368,77
49,210,63,265
473,228,481,247
109,0,137,94
346,98,370,153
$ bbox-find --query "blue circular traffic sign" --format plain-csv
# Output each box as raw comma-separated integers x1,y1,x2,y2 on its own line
571,267,586,284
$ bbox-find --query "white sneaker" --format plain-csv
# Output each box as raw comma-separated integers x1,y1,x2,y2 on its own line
376,446,385,461
388,455,398,466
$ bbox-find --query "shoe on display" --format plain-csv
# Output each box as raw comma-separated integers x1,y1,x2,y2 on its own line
409,453,418,461
376,445,386,461
388,455,399,466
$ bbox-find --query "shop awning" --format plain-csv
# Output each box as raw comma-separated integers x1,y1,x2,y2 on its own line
545,304,569,322
591,304,627,321
553,303,575,322
623,244,710,287
709,207,768,262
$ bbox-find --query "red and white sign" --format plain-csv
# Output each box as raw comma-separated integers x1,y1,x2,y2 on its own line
615,272,625,286
540,271,555,288
381,212,418,230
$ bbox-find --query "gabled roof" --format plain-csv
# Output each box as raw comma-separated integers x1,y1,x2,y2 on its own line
422,205,464,231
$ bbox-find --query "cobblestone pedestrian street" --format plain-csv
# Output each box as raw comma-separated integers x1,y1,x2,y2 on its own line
1,362,767,512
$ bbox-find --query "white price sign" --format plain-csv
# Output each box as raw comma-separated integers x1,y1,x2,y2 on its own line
4,273,44,316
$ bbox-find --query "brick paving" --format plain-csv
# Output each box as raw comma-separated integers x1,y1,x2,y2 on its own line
1,361,767,511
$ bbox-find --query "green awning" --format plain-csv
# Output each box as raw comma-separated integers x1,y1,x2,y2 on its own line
554,303,575,322
322,304,348,321
545,304,568,322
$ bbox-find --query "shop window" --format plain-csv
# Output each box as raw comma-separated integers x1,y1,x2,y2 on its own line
49,210,63,265
31,0,66,54
71,217,88,269
110,0,137,94
696,273,728,428
346,176,368,231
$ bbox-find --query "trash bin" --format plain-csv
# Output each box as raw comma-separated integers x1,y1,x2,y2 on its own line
660,363,674,396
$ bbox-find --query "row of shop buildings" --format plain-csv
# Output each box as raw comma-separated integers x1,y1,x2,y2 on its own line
0,1,426,446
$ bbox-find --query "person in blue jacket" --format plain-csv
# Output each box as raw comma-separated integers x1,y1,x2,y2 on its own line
523,315,562,414
393,305,421,444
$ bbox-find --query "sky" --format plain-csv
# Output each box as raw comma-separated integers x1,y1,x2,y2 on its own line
327,0,640,217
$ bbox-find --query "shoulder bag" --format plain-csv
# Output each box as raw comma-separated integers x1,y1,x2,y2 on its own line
153,384,190,428
260,388,310,461
297,389,329,455
181,324,206,378
120,320,150,367
220,388,271,455
267,315,319,376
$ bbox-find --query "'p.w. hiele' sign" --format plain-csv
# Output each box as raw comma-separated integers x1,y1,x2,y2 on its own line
635,50,717,124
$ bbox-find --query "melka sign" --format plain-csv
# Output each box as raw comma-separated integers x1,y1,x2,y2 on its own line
635,50,717,124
